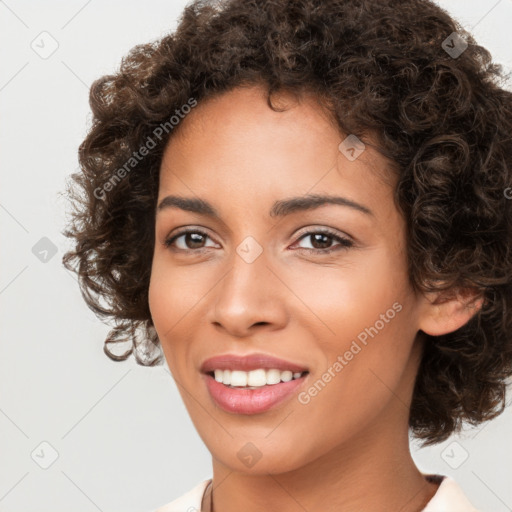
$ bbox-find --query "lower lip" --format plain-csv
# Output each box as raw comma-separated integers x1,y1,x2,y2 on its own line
203,373,307,415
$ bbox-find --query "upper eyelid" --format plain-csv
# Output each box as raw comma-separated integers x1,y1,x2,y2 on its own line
165,226,218,242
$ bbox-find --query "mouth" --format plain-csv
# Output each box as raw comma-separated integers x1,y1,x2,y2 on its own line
200,353,310,414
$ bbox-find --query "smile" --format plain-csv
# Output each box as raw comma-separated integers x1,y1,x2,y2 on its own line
200,353,310,414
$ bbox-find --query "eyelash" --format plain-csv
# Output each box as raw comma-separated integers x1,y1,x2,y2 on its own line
163,227,354,255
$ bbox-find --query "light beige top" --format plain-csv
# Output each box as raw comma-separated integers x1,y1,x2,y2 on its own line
154,474,480,512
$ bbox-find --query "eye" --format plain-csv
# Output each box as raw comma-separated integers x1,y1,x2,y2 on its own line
164,228,218,251
292,228,354,254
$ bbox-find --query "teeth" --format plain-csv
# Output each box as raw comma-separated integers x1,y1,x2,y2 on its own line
212,368,306,388
266,369,281,385
281,370,293,382
247,369,266,387
214,369,231,384
230,370,247,387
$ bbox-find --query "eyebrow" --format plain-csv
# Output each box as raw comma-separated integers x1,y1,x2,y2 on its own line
156,193,373,218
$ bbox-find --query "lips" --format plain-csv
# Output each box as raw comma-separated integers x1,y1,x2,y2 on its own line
200,353,310,415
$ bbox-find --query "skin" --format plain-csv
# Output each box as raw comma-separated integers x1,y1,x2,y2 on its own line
148,84,482,512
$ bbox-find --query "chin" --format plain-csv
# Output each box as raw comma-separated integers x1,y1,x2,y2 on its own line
204,434,312,475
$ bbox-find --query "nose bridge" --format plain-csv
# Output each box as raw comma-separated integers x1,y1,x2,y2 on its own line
220,234,272,309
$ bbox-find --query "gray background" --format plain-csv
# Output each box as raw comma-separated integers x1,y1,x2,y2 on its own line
0,1,511,511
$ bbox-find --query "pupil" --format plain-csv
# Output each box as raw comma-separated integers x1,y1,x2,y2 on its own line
312,233,330,249
187,232,205,248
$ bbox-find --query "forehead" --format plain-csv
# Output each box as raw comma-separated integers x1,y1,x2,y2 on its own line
158,85,396,218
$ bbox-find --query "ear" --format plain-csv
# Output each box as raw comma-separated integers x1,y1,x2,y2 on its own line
417,286,484,337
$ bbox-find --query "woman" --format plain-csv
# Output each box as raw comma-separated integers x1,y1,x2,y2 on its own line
62,0,512,510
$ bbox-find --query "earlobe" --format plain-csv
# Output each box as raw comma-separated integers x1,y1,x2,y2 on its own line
418,287,484,337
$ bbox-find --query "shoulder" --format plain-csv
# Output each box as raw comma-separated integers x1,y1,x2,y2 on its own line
153,479,211,512
422,474,480,512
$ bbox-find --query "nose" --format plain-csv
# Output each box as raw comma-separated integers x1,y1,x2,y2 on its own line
209,245,289,338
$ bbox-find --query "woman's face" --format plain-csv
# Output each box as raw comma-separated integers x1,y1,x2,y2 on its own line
149,85,426,474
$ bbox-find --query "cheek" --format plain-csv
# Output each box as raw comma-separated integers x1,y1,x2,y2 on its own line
148,261,170,334
148,259,185,365
148,256,203,330
288,249,415,411
290,246,409,343
148,257,215,372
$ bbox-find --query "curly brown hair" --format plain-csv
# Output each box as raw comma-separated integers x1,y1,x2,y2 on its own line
62,0,512,445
